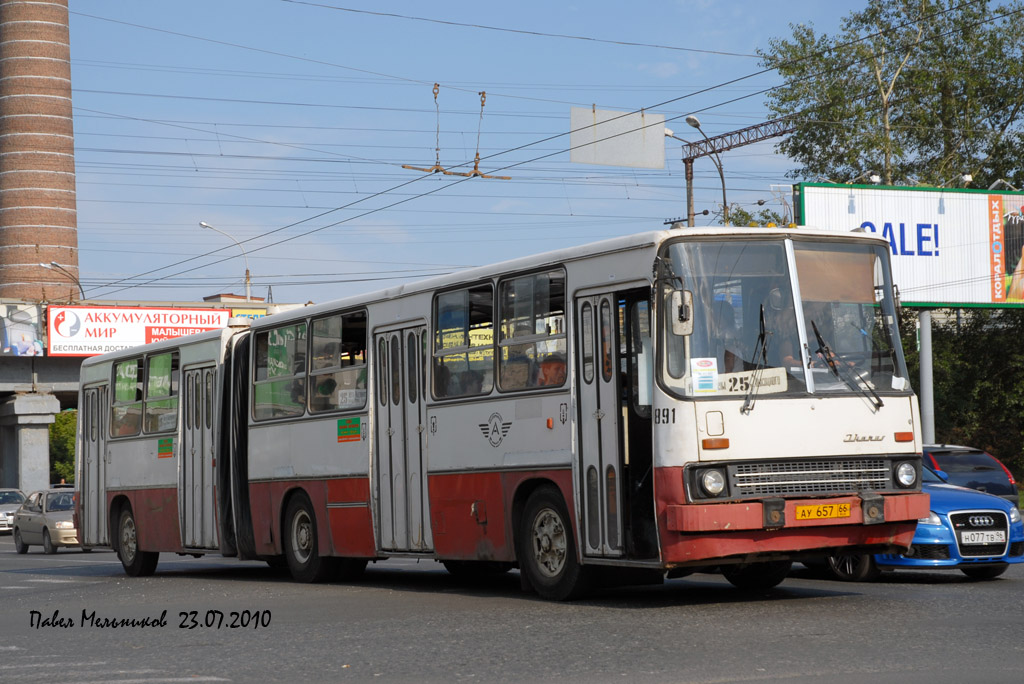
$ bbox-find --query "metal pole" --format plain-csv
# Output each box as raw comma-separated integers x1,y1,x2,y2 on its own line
685,158,695,227
199,221,251,302
919,309,935,444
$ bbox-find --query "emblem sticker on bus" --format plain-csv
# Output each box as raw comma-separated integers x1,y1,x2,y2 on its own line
157,438,174,459
337,417,361,443
479,412,512,448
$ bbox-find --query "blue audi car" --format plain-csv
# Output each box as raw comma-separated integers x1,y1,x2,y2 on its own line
824,467,1023,581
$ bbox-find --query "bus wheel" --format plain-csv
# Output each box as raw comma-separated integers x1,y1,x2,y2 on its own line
722,561,792,590
283,493,331,583
825,554,880,582
517,486,590,601
117,507,159,577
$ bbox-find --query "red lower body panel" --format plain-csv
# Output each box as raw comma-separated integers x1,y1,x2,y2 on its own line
107,487,181,552
428,469,574,563
654,466,930,565
248,478,376,559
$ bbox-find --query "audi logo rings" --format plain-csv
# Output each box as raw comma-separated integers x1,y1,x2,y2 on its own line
968,515,995,528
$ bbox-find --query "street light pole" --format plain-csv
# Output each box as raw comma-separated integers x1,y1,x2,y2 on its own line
199,221,251,302
686,115,729,226
39,261,84,301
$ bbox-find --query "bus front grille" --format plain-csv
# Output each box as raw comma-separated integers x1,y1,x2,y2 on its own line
729,459,892,496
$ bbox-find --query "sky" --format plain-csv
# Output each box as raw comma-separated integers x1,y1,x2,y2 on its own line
68,0,866,305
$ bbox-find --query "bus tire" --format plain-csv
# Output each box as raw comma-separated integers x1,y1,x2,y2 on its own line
283,493,331,583
516,486,590,601
721,560,792,590
825,554,880,582
117,507,159,577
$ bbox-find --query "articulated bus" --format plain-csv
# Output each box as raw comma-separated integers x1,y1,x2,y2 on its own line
76,227,929,599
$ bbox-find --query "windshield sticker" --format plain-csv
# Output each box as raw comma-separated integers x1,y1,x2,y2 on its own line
690,358,719,393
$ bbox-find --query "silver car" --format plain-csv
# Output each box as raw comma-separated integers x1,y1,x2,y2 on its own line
13,489,82,554
0,489,26,533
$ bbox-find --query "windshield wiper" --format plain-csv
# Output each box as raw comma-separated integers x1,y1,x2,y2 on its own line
741,304,770,414
811,320,883,409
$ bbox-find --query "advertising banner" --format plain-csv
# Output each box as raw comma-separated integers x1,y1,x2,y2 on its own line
46,306,231,357
1,303,45,355
798,184,1024,307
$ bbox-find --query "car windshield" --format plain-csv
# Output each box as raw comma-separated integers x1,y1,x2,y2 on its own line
46,492,73,511
0,491,25,505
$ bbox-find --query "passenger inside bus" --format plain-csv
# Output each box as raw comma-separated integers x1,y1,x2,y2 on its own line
536,354,566,386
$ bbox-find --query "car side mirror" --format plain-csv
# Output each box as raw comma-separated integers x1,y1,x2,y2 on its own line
670,290,694,336
934,470,949,482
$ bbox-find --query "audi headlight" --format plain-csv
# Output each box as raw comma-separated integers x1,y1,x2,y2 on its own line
1010,507,1021,524
895,461,917,488
55,520,74,530
700,469,726,497
918,511,942,526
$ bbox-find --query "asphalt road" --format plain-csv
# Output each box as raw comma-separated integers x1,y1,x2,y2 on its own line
1,533,1022,684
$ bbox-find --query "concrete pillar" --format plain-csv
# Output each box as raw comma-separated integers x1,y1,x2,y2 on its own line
0,392,59,492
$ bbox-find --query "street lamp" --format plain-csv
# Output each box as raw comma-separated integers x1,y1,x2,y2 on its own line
199,221,251,302
686,115,729,226
39,261,84,301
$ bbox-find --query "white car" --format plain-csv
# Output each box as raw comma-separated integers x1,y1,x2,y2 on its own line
0,489,26,533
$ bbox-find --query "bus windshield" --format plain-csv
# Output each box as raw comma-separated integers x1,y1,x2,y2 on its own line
660,237,910,400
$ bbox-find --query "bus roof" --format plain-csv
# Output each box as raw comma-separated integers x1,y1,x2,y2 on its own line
250,225,888,328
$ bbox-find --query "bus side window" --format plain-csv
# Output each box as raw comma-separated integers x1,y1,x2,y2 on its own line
111,358,143,437
433,283,494,399
252,323,307,420
497,269,566,391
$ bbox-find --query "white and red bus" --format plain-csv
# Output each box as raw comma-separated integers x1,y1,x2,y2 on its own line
76,227,929,599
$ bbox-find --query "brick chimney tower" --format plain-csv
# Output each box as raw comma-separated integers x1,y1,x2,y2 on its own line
0,0,79,301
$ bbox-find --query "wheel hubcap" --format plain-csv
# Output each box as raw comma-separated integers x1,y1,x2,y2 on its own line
291,510,313,563
121,517,137,563
531,507,566,578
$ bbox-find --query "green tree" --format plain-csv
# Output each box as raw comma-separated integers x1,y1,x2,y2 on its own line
760,0,1024,188
49,409,76,484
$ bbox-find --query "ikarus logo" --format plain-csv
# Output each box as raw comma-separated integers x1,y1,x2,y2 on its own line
479,412,512,448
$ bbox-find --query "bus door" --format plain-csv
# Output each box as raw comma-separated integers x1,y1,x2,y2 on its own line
80,384,108,545
181,365,218,549
374,325,431,552
575,293,624,557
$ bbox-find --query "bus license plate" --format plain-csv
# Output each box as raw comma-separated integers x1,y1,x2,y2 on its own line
795,503,851,520
961,530,1006,545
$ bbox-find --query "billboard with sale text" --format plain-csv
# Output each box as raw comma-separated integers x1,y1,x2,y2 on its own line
46,306,231,357
797,184,1024,307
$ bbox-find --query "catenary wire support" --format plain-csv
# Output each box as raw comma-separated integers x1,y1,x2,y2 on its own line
402,83,458,175
448,91,510,180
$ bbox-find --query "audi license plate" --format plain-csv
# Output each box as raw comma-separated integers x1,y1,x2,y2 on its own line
795,503,851,520
961,530,1006,545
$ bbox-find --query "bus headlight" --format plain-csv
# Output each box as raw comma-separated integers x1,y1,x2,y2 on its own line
894,461,917,488
700,469,727,497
